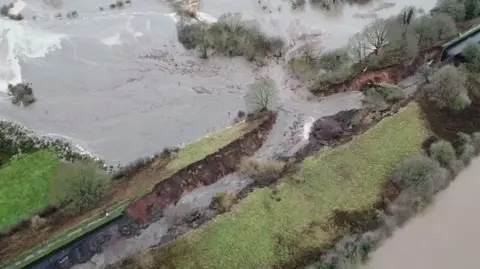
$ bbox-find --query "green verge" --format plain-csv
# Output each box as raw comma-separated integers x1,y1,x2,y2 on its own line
0,150,60,230
150,103,430,269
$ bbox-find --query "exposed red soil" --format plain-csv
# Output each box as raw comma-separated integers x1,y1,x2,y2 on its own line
317,46,443,97
125,114,277,224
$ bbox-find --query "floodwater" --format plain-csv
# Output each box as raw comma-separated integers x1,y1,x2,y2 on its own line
0,0,437,164
368,156,480,269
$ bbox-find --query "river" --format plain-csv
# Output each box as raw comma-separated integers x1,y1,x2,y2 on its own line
0,0,437,164
368,156,480,269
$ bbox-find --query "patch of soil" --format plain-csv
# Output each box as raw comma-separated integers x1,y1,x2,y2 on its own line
328,208,382,235
419,98,480,142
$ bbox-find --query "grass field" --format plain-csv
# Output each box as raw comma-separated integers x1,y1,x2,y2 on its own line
145,103,430,269
0,150,60,230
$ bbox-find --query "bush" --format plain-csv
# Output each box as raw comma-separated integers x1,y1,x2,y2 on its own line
456,132,475,164
244,77,279,113
116,0,124,7
471,132,480,154
363,84,405,103
317,48,351,71
30,215,47,231
392,155,448,198
429,140,456,168
422,65,469,111
211,192,235,213
0,3,13,17
49,161,110,214
7,83,36,107
109,3,116,9
239,157,285,185
461,43,480,73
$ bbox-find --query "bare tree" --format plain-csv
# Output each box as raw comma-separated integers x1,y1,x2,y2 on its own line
348,33,368,62
195,22,213,58
431,13,457,40
361,19,388,55
244,77,279,112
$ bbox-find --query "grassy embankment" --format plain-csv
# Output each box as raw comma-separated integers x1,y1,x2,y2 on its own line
137,103,429,269
0,150,59,230
1,117,266,266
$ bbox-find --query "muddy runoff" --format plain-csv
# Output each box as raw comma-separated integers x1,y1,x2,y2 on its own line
71,75,423,269
367,156,480,269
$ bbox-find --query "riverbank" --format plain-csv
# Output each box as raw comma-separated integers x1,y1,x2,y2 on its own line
109,102,429,269
367,156,480,269
0,115,270,264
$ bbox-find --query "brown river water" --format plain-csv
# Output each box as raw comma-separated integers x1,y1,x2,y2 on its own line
368,156,480,269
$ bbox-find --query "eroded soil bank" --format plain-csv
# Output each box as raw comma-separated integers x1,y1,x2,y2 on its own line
367,156,480,269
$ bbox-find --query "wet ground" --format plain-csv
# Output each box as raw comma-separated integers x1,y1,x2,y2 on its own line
368,156,480,269
0,0,437,164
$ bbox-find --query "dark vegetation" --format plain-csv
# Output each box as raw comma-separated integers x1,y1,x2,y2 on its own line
176,12,285,60
49,161,111,215
1,3,23,20
7,83,36,107
108,0,132,9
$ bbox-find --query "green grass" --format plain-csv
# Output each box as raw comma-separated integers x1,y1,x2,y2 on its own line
150,103,430,269
0,150,60,230
166,118,265,172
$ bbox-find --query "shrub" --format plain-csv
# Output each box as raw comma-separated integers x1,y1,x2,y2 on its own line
392,155,448,198
0,3,13,17
422,65,469,111
471,132,480,154
429,140,456,168
364,84,405,103
49,161,110,214
211,192,235,213
456,132,476,164
239,157,285,185
244,77,279,113
116,0,124,7
109,3,116,9
30,215,47,231
317,48,351,71
7,83,36,107
461,43,480,72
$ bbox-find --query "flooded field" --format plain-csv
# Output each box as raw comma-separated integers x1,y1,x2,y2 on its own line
0,0,437,164
368,156,480,269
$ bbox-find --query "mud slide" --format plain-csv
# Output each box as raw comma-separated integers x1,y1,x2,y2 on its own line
319,46,443,96
368,156,480,269
124,113,276,224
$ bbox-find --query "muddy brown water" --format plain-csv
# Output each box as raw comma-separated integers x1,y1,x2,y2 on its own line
367,156,480,269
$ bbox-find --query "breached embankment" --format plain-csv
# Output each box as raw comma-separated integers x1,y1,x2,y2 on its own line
21,114,276,269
